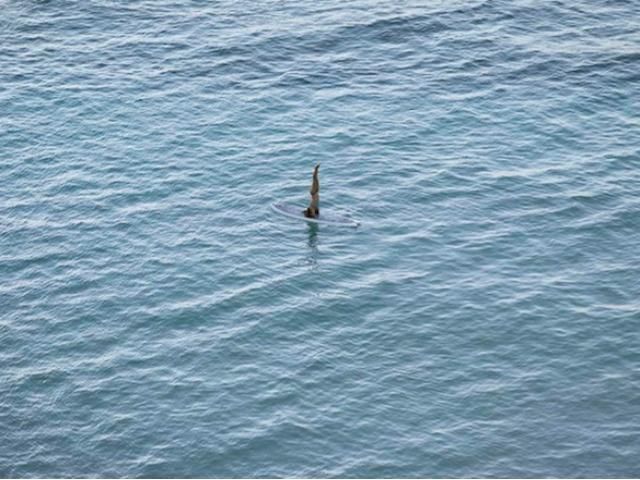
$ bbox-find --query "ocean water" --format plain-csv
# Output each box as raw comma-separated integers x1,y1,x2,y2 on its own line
2,0,639,477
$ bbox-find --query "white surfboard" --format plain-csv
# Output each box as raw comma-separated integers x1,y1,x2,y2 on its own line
272,203,360,227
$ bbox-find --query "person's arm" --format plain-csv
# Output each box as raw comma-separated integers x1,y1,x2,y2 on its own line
310,164,320,195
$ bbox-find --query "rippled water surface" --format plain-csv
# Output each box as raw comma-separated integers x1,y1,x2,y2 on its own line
2,0,640,477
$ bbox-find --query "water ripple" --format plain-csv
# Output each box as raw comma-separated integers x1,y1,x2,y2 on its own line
2,0,640,477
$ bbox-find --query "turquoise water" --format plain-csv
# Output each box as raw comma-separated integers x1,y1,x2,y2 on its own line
2,0,640,477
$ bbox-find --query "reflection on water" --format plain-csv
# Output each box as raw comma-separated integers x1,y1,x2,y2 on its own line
307,223,319,248
306,223,319,268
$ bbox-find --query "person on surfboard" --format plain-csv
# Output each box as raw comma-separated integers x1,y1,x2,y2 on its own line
304,164,320,218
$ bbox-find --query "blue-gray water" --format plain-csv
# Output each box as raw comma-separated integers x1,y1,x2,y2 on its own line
2,0,639,477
